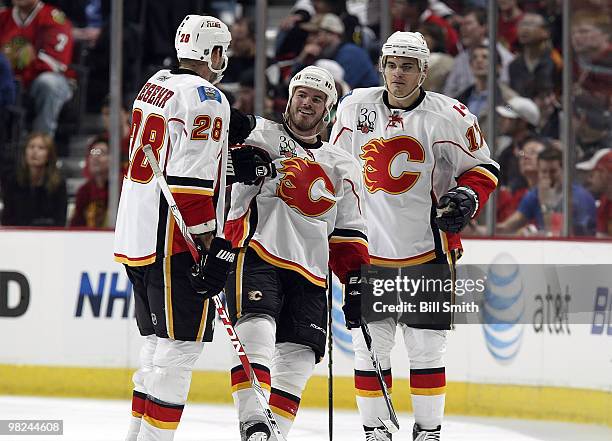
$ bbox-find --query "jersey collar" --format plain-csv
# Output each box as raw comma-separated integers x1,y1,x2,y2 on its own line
170,67,201,77
383,87,426,112
282,121,323,150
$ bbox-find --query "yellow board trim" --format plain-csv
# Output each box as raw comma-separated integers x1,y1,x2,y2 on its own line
271,405,296,421
143,415,179,430
1,365,610,427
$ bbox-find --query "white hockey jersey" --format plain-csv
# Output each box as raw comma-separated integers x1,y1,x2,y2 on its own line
225,119,369,286
330,87,499,266
114,68,230,266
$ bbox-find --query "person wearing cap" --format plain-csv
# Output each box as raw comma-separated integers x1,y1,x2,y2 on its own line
296,12,379,89
497,147,596,236
577,148,612,237
495,95,541,187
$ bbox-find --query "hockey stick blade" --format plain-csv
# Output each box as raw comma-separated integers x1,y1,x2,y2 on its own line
360,322,400,433
144,146,286,441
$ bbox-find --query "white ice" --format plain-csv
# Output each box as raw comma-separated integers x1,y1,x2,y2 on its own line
1,396,611,441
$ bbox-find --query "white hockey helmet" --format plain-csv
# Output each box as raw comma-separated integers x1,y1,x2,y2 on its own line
287,66,338,124
175,15,231,84
380,31,430,97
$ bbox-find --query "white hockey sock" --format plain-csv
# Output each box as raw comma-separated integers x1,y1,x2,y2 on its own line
269,342,315,437
126,335,157,441
231,314,276,427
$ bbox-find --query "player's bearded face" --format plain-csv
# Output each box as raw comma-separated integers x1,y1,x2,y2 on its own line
288,86,327,132
383,56,421,98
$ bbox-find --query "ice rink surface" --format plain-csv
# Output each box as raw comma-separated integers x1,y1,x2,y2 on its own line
1,396,611,441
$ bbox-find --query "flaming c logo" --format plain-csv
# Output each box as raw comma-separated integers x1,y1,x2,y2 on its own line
276,157,336,217
359,136,425,194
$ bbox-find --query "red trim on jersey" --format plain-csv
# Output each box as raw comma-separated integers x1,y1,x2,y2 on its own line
225,211,249,248
332,126,353,145
344,178,362,214
170,194,215,255
457,169,498,217
168,118,185,125
329,240,369,283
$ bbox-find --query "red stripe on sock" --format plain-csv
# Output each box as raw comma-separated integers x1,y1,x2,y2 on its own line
132,391,146,415
230,365,271,388
144,399,184,423
355,372,392,391
269,391,300,417
410,371,446,389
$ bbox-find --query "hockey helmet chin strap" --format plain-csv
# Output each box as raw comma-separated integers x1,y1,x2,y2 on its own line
208,51,228,85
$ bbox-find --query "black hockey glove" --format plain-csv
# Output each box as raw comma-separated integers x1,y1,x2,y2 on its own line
434,186,479,233
228,145,277,185
188,237,236,299
342,271,363,329
229,107,256,145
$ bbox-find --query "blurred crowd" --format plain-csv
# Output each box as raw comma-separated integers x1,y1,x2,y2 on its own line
0,0,611,237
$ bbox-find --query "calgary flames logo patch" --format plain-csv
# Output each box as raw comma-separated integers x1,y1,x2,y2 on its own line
359,136,425,194
276,157,336,217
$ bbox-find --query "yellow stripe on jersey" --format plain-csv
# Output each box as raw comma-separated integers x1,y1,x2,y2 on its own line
165,213,175,339
249,241,326,287
235,248,246,319
195,299,209,342
329,237,369,248
370,250,436,267
470,166,499,186
114,253,157,266
169,186,214,196
238,210,250,248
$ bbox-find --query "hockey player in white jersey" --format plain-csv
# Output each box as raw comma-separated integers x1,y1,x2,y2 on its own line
224,66,370,441
330,32,499,440
114,15,237,441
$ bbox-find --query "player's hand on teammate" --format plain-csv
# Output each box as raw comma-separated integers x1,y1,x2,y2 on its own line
189,237,236,299
435,186,479,233
228,145,277,185
342,271,363,329
229,107,256,145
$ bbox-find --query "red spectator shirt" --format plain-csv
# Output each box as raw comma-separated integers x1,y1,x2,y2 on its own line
0,2,74,87
393,10,459,56
498,12,525,53
70,180,109,228
597,195,612,236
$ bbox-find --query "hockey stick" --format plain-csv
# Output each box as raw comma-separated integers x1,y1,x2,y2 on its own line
143,145,287,441
327,274,333,441
360,321,400,434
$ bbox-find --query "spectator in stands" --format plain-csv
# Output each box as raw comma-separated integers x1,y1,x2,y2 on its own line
495,95,540,186
508,12,562,99
311,0,366,49
497,0,524,52
497,136,546,222
418,22,454,93
100,94,130,175
497,147,596,236
275,0,313,67
0,0,74,137
456,45,518,140
533,86,560,139
223,17,257,84
571,12,612,106
577,149,612,237
574,93,612,161
391,0,459,55
0,132,67,226
296,13,379,89
70,135,109,228
233,68,280,123
0,52,16,108
443,6,514,98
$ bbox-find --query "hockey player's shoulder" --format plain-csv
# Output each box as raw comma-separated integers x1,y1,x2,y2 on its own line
338,87,385,107
423,90,477,126
250,116,283,134
322,142,362,170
